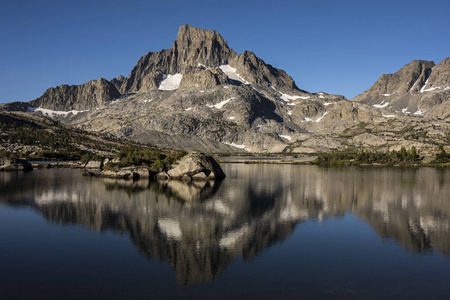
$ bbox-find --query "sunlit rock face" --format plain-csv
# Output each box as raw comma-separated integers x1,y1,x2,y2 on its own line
2,26,449,154
1,165,449,284
352,58,450,119
1,25,360,153
31,78,121,111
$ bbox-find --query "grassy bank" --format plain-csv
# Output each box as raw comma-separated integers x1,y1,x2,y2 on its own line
313,146,450,167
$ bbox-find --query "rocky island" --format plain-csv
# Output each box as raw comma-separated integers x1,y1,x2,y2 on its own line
93,151,226,181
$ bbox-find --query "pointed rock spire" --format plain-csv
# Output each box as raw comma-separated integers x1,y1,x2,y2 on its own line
172,24,236,72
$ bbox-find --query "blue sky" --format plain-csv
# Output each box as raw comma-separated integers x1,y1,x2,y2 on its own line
0,0,448,103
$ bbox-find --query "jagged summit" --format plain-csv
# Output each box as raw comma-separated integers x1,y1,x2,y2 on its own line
119,24,303,95
11,25,306,112
2,25,448,155
173,24,235,71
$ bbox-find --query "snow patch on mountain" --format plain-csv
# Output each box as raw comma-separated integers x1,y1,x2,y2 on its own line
159,74,183,91
207,97,235,109
315,112,328,122
382,113,396,118
373,102,389,108
223,142,250,151
33,107,82,117
420,86,442,93
279,135,293,141
270,85,305,102
419,78,430,93
413,109,424,116
219,65,250,84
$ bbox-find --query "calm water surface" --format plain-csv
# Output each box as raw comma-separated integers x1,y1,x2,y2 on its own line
1,165,450,299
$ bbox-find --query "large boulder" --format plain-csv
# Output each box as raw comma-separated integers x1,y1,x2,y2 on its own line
84,160,104,169
164,153,225,181
0,158,33,171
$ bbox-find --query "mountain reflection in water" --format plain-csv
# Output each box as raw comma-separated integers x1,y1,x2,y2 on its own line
0,165,449,285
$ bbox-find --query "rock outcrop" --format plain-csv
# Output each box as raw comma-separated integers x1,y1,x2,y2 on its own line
0,157,33,171
95,153,224,181
84,160,104,169
159,153,225,181
99,167,151,180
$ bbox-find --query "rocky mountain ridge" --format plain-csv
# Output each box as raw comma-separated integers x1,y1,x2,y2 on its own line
1,25,449,155
352,58,450,119
31,77,121,111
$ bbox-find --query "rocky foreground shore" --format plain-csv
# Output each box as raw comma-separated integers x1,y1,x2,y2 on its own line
88,152,226,181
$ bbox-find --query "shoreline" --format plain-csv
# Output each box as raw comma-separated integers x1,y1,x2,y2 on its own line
20,156,450,169
31,156,450,169
216,156,317,164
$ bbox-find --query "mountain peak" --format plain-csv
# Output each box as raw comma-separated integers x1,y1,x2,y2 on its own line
352,58,449,118
173,25,234,72
176,25,224,44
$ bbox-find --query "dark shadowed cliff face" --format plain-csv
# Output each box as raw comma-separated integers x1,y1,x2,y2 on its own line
30,78,121,111
110,75,125,92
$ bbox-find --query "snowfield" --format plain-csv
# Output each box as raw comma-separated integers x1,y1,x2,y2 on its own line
279,135,293,141
219,65,250,84
159,74,183,91
33,107,82,117
207,97,235,109
373,102,389,108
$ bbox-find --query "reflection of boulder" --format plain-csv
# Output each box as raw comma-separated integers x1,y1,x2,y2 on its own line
154,179,222,203
0,157,33,171
102,177,149,193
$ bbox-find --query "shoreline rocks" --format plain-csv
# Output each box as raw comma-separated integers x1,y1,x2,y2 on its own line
90,152,226,181
0,158,33,171
97,167,151,180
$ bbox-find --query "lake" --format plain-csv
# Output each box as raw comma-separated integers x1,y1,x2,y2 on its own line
1,164,450,299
